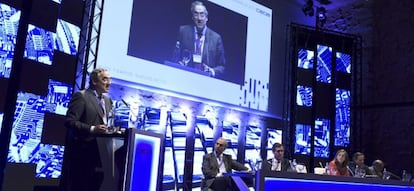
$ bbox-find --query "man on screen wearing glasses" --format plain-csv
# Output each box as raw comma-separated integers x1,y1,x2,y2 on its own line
173,1,226,77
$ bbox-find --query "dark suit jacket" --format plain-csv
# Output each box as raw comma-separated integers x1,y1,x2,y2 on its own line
61,88,113,191
201,152,248,191
263,158,292,172
175,25,226,76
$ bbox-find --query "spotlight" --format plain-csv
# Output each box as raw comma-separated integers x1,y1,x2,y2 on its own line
302,0,314,16
316,6,326,28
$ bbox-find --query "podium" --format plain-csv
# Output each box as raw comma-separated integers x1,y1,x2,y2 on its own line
62,128,164,191
122,128,165,191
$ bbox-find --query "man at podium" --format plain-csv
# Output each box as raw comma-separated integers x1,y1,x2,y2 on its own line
201,137,249,191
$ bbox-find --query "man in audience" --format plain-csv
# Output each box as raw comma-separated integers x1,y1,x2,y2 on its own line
348,152,370,176
264,143,292,172
368,159,385,178
201,137,250,191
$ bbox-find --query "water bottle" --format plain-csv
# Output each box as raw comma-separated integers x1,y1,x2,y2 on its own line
382,168,390,180
106,110,116,133
354,165,360,177
290,159,298,171
325,162,330,175
402,170,412,182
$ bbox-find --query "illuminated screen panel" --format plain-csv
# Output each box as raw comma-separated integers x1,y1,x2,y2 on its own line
24,24,56,65
7,79,72,178
335,88,350,147
266,128,282,160
55,19,80,56
296,85,312,107
0,3,21,78
174,150,185,184
196,117,214,149
314,118,330,158
162,147,176,189
294,124,311,155
316,45,332,83
297,48,314,69
112,100,130,129
245,125,261,166
222,121,239,157
336,52,351,74
192,151,204,185
96,0,274,114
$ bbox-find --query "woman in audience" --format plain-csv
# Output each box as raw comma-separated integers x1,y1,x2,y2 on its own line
327,149,350,176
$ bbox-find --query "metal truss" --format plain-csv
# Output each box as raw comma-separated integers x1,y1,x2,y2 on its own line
75,0,104,91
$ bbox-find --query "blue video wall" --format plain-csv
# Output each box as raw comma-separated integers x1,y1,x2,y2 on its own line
292,24,354,169
0,0,84,190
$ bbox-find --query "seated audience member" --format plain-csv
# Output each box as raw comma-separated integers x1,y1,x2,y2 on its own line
348,152,370,177
201,137,250,191
263,143,294,172
368,160,385,178
327,149,350,176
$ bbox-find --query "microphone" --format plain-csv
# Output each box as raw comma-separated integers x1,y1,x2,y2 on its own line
319,162,324,168
346,166,355,176
121,99,129,108
386,171,401,180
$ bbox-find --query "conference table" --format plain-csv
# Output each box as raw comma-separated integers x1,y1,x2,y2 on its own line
255,170,414,191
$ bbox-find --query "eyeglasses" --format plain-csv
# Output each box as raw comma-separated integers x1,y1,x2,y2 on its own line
193,12,206,18
101,77,111,83
275,150,284,153
215,142,225,147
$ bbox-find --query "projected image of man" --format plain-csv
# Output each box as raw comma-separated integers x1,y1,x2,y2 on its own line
174,1,225,77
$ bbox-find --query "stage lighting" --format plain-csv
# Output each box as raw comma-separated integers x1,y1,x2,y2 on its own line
316,7,327,28
302,0,314,16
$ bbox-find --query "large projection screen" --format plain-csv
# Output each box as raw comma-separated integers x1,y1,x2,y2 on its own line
96,0,273,114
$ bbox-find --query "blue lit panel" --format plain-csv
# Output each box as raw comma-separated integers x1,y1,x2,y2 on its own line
8,80,71,178
47,79,72,115
55,19,80,56
173,137,186,150
223,148,237,160
336,52,351,74
297,49,314,69
196,117,214,149
245,125,261,166
129,133,162,191
222,121,239,158
266,128,282,159
0,3,20,78
174,150,185,183
314,118,330,158
162,147,175,189
35,144,64,178
113,100,130,129
24,24,56,65
316,45,332,83
192,151,204,184
296,85,312,107
8,92,46,163
245,149,260,169
294,124,311,155
335,88,350,147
